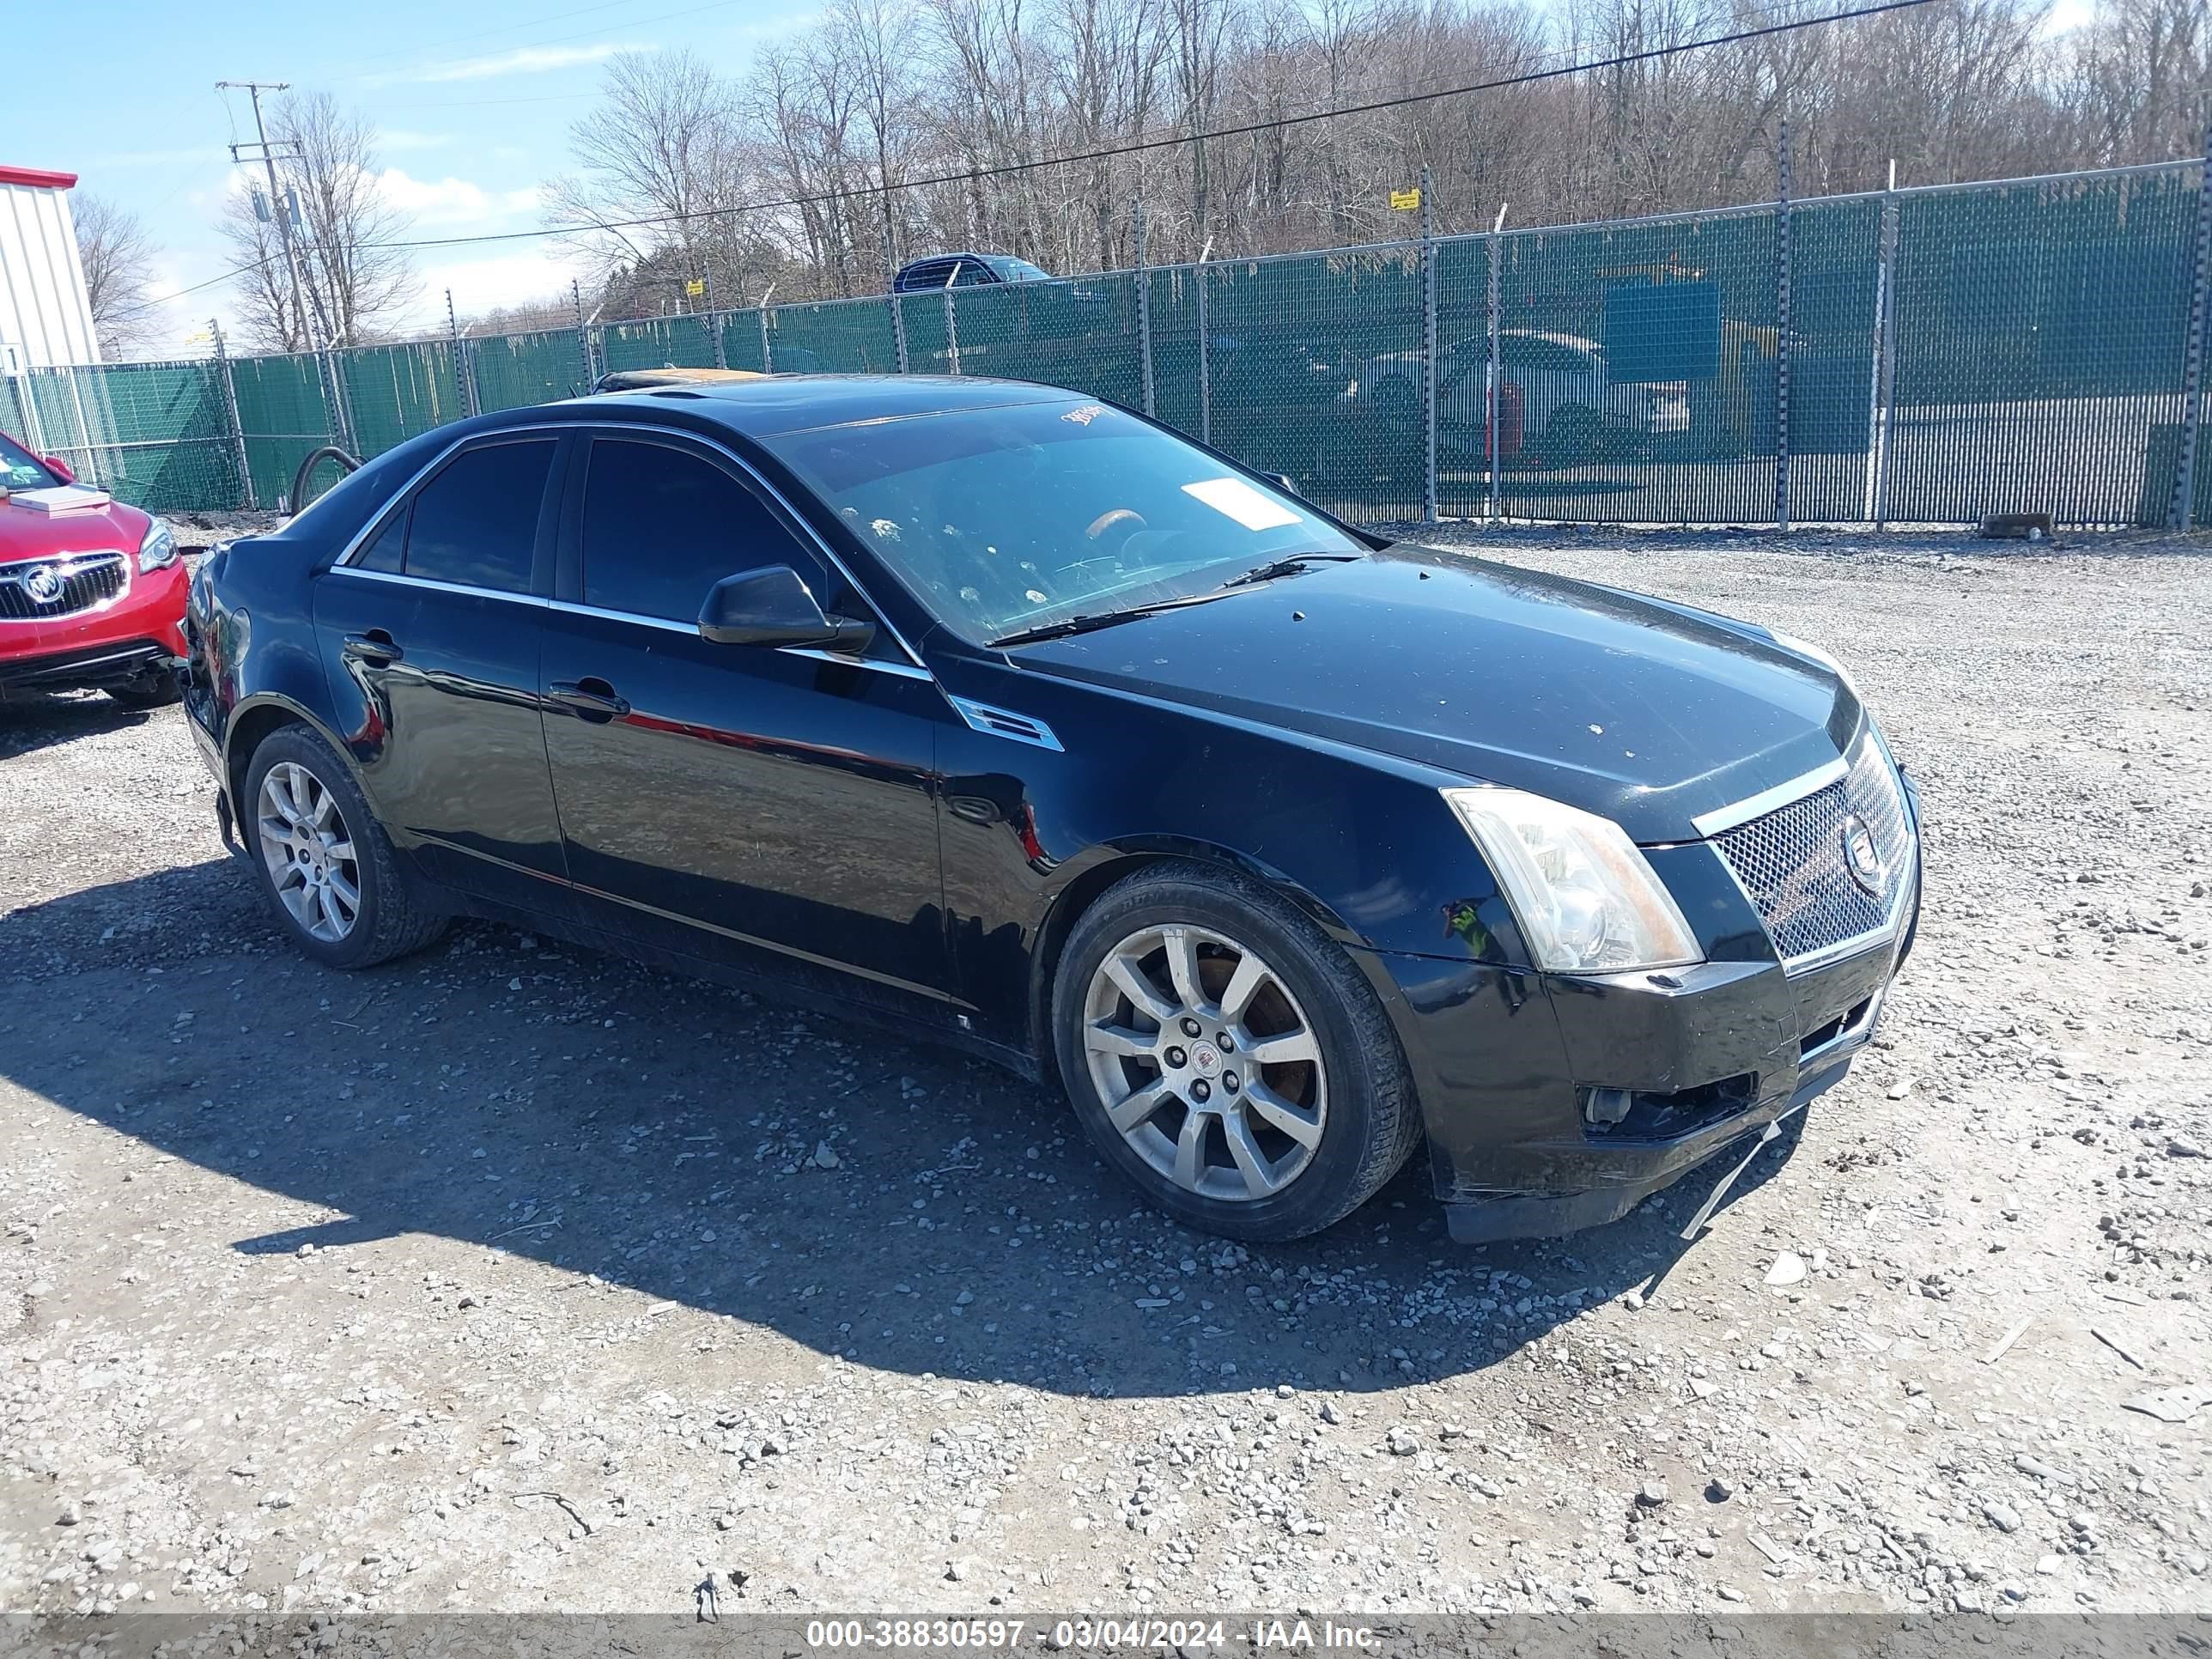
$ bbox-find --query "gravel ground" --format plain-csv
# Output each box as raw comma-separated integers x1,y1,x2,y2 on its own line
1,529,2208,1623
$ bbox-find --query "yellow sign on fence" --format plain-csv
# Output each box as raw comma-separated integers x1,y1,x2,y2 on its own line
684,279,706,298
1389,187,1421,212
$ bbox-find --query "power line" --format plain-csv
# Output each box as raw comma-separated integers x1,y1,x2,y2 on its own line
372,0,1941,252
111,0,1934,325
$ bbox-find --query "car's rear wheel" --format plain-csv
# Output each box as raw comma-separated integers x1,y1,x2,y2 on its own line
106,668,181,710
243,725,447,969
1052,865,1423,1241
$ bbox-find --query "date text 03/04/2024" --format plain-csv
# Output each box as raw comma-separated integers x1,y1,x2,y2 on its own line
800,1620,1381,1651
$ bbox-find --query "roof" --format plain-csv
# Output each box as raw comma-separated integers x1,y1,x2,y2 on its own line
566,374,1086,439
0,166,78,191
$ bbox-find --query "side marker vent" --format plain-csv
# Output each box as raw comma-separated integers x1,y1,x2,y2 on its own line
948,697,1063,752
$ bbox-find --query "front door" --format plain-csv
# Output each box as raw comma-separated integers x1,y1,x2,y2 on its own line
538,429,952,1003
312,432,568,904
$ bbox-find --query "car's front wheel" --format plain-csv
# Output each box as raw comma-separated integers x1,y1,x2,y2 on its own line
1053,866,1423,1241
243,724,447,969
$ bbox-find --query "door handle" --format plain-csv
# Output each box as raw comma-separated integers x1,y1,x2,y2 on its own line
342,630,402,665
549,678,631,721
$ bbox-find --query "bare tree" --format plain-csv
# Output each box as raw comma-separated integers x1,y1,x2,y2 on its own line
222,91,416,351
73,194,161,359
540,0,2203,308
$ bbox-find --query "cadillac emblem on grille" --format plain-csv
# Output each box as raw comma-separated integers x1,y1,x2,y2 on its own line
22,566,64,605
1840,813,1884,895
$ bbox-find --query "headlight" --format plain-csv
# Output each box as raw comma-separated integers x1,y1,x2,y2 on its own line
1770,629,1857,696
1442,787,1702,974
137,519,178,573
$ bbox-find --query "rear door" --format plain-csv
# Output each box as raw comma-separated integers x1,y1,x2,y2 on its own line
538,426,953,1002
313,430,569,904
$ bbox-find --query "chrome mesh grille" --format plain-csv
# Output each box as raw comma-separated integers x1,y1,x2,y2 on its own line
0,554,129,621
1714,736,1914,965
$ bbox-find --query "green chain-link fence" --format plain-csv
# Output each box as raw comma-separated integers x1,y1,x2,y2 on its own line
7,160,2209,529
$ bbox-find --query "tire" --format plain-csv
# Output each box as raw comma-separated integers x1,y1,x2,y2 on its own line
106,669,181,710
1051,864,1424,1242
241,723,448,969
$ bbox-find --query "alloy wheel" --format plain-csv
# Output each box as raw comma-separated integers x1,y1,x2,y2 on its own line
256,761,362,944
1080,922,1328,1202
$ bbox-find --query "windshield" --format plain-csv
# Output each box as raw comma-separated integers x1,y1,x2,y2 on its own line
986,256,1053,283
763,400,1364,644
0,431,60,492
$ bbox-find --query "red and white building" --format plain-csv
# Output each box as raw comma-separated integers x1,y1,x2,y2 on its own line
0,165,99,372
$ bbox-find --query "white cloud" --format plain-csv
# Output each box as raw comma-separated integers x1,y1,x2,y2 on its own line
2040,0,2094,32
362,41,644,88
404,247,591,327
377,168,540,226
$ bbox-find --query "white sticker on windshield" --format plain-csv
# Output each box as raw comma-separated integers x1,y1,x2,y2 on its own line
1182,476,1300,532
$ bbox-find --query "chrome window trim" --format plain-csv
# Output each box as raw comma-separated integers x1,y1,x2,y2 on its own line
0,550,135,623
330,419,922,671
331,422,568,573
325,563,550,607
545,595,933,680
1691,752,1850,839
325,567,933,681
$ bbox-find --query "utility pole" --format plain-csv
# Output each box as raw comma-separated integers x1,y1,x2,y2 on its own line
216,81,317,355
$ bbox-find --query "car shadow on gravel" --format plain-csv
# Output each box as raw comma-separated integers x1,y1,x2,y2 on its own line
0,690,164,758
2,858,1804,1400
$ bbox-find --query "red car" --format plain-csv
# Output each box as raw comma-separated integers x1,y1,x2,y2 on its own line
1,428,188,708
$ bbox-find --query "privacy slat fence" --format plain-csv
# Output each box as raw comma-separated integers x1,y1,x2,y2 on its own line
8,159,2209,530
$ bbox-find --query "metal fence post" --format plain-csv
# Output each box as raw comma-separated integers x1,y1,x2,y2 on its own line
1866,167,1901,529
1774,119,1794,532
1195,238,1213,446
2172,120,2212,530
445,289,478,419
1133,198,1156,416
882,213,910,376
1419,164,1438,524
890,291,910,376
16,368,52,458
943,270,962,376
706,273,728,371
1487,206,1506,524
572,279,594,390
212,319,256,511
758,286,776,374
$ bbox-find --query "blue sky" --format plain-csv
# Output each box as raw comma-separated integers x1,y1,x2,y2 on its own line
0,0,811,358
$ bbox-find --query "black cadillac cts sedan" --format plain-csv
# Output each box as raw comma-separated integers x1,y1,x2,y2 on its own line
183,377,1920,1244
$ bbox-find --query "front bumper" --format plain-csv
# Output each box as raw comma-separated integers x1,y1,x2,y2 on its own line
0,636,185,692
1364,775,1922,1243
0,559,190,692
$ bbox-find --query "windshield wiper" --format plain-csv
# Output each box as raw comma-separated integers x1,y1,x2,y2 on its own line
988,553,1363,648
1216,551,1364,589
988,590,1237,648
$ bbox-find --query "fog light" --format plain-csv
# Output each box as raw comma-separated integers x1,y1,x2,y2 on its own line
1583,1086,1632,1127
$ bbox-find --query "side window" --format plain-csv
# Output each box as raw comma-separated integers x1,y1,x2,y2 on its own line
403,440,556,592
580,439,822,623
951,259,995,288
354,505,407,573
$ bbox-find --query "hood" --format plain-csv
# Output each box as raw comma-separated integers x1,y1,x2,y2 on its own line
1009,546,1861,844
0,491,152,567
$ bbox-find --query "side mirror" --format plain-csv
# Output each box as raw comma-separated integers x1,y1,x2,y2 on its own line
43,455,76,484
1273,474,1300,499
699,564,875,654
